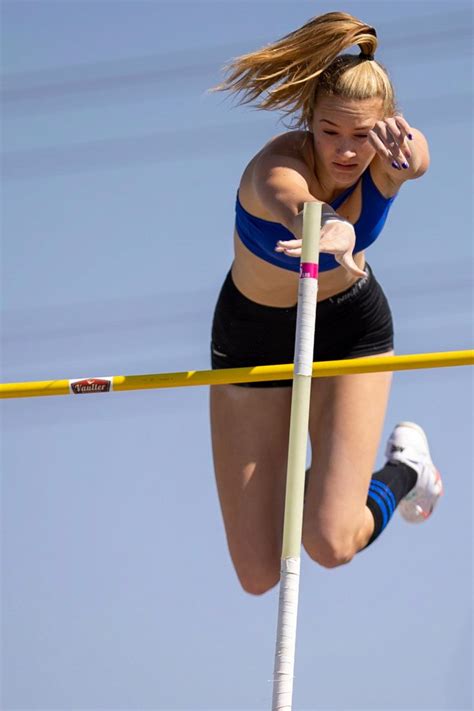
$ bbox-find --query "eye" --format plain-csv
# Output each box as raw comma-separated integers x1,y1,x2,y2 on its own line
355,134,368,139
323,130,337,135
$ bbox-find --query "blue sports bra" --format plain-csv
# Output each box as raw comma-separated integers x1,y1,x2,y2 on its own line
235,166,397,272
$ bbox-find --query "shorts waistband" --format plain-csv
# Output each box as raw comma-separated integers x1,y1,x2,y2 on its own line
223,262,373,313
323,263,372,307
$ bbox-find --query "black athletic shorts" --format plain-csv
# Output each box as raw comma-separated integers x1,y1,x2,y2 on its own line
210,262,394,387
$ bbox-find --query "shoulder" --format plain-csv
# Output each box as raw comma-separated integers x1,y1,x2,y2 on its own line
238,130,315,221
259,130,315,171
259,130,312,156
241,130,314,191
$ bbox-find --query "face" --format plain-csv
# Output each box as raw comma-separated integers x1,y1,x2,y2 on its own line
311,95,384,183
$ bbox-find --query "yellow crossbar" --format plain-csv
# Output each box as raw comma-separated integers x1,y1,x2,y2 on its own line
0,350,472,399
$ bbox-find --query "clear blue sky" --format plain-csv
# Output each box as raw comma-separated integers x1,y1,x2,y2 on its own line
1,2,472,710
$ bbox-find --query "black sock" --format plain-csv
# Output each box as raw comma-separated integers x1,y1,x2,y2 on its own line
365,462,418,547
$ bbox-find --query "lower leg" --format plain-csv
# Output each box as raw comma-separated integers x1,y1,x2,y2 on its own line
363,460,417,548
308,460,416,557
304,460,414,554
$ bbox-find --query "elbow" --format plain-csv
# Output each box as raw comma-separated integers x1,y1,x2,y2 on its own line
412,156,430,179
412,163,429,180
409,130,430,179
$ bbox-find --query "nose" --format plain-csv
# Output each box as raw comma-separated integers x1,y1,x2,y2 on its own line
336,139,357,158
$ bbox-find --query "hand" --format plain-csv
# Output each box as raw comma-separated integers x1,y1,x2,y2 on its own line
368,114,413,171
275,212,366,278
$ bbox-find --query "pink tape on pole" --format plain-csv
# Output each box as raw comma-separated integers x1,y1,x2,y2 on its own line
299,262,319,279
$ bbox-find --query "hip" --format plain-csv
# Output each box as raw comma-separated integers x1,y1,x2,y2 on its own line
210,262,394,387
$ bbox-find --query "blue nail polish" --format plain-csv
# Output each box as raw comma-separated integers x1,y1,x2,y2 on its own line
392,161,401,170
402,162,409,169
408,133,414,140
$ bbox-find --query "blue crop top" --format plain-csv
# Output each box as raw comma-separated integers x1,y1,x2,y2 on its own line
235,166,397,272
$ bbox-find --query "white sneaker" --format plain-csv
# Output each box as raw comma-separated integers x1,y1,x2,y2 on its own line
385,422,443,523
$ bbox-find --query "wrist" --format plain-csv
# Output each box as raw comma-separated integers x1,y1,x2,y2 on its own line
321,204,350,227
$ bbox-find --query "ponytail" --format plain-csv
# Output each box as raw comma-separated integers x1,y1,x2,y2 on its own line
211,11,396,127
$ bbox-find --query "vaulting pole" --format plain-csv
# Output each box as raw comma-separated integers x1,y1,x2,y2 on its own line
272,201,321,709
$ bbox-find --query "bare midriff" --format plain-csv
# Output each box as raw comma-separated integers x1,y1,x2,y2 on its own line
231,230,366,306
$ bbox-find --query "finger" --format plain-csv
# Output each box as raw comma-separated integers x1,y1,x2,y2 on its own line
275,240,302,254
394,114,413,140
369,122,398,161
394,116,414,162
319,244,351,255
276,240,302,248
385,117,404,142
369,128,406,172
368,129,396,163
335,252,367,278
381,121,408,166
385,118,411,165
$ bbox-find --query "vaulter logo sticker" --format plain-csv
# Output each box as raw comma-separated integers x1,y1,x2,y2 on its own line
69,377,113,394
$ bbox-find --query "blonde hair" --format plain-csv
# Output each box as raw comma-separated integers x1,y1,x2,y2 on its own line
211,11,397,128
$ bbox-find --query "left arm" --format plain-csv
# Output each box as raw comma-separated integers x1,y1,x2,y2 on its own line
368,115,430,187
401,127,430,178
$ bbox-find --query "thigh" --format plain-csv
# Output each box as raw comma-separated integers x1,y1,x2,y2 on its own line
210,383,292,594
303,352,393,549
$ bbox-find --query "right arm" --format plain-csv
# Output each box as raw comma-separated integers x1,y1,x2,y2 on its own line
250,136,366,277
251,139,321,230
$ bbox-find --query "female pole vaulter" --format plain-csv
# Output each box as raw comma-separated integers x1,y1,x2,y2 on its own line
209,11,443,595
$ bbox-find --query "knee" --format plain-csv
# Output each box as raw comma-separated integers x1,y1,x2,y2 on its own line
237,565,280,596
302,529,358,569
227,531,282,595
232,549,280,595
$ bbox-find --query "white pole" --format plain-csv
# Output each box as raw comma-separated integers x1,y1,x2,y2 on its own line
272,202,321,710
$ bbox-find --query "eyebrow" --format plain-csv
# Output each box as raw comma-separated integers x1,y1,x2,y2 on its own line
320,119,372,130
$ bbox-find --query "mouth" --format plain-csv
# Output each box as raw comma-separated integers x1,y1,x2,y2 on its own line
333,162,358,170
